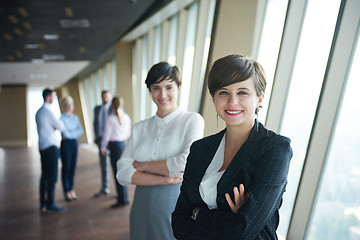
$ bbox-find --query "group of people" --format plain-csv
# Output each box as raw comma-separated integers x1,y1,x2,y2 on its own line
35,90,83,212
94,90,131,208
36,54,293,240
35,88,131,212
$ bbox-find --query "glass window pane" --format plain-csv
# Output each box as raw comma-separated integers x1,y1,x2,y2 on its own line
103,65,108,90
306,33,360,240
83,78,95,118
112,59,116,95
168,15,178,65
140,36,148,120
278,0,341,237
257,0,288,124
179,2,198,110
151,25,162,116
153,25,161,64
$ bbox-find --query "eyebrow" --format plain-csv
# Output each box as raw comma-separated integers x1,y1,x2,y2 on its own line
219,87,250,91
151,82,174,87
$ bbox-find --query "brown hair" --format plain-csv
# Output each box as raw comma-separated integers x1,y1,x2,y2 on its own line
42,88,54,101
208,54,266,98
111,96,124,125
145,62,182,90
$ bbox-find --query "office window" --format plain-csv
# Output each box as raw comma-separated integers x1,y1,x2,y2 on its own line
102,65,108,91
306,34,360,240
167,15,178,65
78,79,93,143
153,25,161,64
129,0,215,119
179,2,198,110
256,0,288,124
111,59,117,95
278,0,341,236
150,25,162,116
140,35,148,120
94,73,101,105
83,78,95,116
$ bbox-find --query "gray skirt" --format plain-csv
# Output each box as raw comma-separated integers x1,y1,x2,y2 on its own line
130,183,181,240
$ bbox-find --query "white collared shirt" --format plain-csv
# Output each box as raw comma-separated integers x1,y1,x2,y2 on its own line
199,133,226,209
117,108,204,185
35,103,64,151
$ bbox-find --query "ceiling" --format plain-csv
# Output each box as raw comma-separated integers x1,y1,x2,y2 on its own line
0,0,172,87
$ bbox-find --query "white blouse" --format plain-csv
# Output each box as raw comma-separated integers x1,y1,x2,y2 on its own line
116,108,204,185
101,108,131,152
199,134,226,209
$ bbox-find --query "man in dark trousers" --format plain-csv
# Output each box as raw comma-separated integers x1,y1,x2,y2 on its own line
93,90,112,197
35,88,66,213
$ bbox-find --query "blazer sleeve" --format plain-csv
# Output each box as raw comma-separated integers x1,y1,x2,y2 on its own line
213,136,293,239
101,117,113,152
94,106,99,140
171,143,200,239
172,135,293,240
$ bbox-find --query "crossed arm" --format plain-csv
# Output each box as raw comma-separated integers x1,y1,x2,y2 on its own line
131,160,182,186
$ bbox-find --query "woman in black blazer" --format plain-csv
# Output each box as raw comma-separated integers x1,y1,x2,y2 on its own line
172,54,293,240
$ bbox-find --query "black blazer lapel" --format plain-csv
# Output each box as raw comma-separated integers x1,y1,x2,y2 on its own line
217,123,267,197
188,129,226,199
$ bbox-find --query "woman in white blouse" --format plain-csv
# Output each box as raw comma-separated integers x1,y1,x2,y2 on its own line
101,96,131,208
116,62,204,240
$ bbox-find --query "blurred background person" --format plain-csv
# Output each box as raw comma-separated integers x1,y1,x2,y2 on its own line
117,62,204,240
101,96,131,208
35,88,66,213
60,96,84,201
93,90,112,197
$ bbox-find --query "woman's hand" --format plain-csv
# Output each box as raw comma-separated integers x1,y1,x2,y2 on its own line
225,184,250,214
101,150,107,156
133,160,144,171
164,176,182,185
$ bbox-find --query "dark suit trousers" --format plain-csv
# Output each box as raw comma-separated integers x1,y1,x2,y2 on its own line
60,139,78,193
108,141,128,204
39,146,59,208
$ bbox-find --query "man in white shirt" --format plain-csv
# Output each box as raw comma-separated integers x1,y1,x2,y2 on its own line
93,90,112,197
35,88,66,213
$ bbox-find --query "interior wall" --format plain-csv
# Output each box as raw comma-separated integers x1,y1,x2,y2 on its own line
201,0,260,136
0,85,28,147
115,41,134,123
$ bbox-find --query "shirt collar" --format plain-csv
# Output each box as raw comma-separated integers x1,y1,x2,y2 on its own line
43,103,52,109
154,107,182,125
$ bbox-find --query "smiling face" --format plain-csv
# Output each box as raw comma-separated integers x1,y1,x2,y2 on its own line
63,102,74,114
213,78,263,128
150,78,179,118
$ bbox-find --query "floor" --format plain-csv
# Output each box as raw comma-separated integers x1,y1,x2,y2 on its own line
0,144,134,240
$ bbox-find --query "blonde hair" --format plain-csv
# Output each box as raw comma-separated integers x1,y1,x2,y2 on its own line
60,96,74,108
111,96,124,125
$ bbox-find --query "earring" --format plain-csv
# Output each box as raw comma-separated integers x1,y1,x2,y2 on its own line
217,114,219,128
256,109,259,130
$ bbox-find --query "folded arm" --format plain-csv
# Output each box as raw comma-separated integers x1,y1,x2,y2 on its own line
131,170,182,186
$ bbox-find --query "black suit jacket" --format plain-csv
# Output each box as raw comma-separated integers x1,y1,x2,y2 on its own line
172,122,292,240
93,104,111,145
